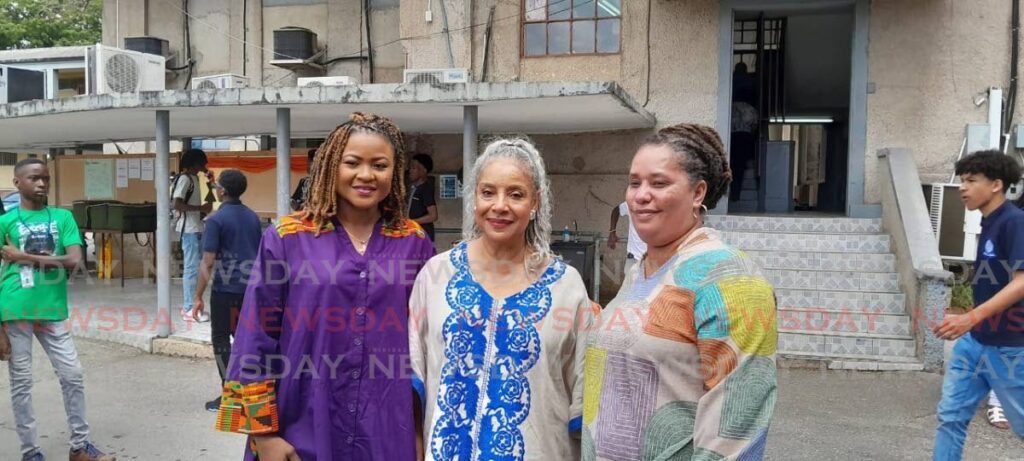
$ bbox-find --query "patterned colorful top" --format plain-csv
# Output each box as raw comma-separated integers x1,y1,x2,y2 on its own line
583,227,777,461
217,213,434,460
409,241,597,461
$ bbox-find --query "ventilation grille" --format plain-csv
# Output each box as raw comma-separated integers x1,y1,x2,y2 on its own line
103,53,140,93
928,186,943,236
196,79,218,90
407,71,442,85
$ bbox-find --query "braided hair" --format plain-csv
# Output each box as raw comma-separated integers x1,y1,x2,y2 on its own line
302,112,408,234
642,123,732,210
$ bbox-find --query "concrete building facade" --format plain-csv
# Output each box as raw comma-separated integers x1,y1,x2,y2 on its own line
99,0,1023,302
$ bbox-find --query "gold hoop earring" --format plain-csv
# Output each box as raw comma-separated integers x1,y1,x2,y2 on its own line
693,204,708,220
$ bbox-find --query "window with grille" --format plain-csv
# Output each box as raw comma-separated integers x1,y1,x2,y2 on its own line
523,0,622,57
733,19,784,71
0,153,17,166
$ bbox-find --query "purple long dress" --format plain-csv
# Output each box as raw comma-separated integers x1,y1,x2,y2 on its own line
216,214,435,460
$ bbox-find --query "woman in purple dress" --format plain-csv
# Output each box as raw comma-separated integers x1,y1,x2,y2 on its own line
216,112,435,460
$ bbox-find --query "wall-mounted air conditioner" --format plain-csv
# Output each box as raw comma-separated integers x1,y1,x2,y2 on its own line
403,68,469,84
0,65,45,104
191,74,249,90
85,44,165,95
297,76,355,87
923,183,977,261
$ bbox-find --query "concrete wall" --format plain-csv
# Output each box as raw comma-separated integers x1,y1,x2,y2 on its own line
865,0,1024,201
102,0,399,88
399,0,720,127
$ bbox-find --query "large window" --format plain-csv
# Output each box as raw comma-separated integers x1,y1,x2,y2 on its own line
523,0,621,57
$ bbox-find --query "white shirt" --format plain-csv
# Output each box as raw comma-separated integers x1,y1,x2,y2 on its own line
172,173,203,234
618,202,647,258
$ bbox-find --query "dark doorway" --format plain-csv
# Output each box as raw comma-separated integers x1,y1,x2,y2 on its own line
728,8,853,214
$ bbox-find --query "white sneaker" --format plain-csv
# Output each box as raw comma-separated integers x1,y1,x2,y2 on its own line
195,311,210,323
181,310,194,322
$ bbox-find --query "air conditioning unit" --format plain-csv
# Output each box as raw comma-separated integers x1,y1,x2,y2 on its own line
0,65,45,104
192,74,249,90
85,44,165,95
923,183,978,261
297,76,356,87
403,68,469,84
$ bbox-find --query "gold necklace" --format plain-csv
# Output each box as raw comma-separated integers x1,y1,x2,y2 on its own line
345,229,371,247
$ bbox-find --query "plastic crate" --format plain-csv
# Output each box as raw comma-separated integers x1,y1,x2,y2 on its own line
106,203,157,233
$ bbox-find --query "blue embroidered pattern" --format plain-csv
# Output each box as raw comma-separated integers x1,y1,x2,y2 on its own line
431,242,565,461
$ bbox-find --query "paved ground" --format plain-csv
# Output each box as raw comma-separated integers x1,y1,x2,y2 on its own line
0,339,242,460
771,368,1023,460
66,277,212,351
0,339,1018,460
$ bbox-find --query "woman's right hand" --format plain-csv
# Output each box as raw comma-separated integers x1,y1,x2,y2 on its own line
253,435,301,461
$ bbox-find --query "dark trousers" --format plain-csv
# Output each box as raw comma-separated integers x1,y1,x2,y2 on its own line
210,291,243,383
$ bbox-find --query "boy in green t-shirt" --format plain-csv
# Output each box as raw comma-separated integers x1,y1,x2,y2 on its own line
0,159,115,461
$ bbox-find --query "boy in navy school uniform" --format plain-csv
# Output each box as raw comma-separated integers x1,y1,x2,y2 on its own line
932,150,1024,460
188,169,262,413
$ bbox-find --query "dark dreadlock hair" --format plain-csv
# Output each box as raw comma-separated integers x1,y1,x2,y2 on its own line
302,112,408,234
641,123,732,211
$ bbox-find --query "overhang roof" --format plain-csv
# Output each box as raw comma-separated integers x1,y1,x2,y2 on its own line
0,81,656,149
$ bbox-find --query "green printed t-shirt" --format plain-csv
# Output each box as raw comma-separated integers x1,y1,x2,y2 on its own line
0,207,82,321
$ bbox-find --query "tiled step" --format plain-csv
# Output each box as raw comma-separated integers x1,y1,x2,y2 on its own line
706,215,882,234
779,331,917,358
718,231,891,253
775,288,906,315
778,307,911,337
780,351,924,371
763,269,900,293
744,250,896,273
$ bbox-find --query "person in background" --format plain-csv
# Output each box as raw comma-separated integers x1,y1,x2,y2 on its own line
173,149,212,322
0,158,116,461
585,124,777,460
933,150,1024,459
607,201,647,278
216,113,434,460
190,170,262,413
290,148,317,212
407,153,438,243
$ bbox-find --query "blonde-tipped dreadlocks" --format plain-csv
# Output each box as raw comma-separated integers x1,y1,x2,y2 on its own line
302,112,408,234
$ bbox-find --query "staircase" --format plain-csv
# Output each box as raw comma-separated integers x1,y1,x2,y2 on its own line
705,215,924,371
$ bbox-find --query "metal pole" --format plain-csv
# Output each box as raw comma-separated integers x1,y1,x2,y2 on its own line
155,110,171,338
276,108,291,217
463,105,478,175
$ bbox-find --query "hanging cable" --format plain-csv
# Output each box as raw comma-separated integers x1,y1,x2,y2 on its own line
181,0,194,89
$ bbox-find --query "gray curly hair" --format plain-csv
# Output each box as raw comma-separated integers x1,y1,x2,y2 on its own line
462,137,554,275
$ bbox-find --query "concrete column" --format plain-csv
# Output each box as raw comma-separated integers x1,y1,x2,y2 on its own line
276,108,291,217
155,110,172,338
463,105,478,175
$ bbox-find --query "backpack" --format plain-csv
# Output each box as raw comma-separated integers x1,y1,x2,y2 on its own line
170,173,195,259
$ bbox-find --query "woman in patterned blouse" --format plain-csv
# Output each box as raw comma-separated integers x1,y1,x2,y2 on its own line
583,124,778,460
409,138,595,460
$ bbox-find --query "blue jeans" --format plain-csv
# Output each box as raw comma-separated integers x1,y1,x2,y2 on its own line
934,333,1024,460
181,232,202,314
